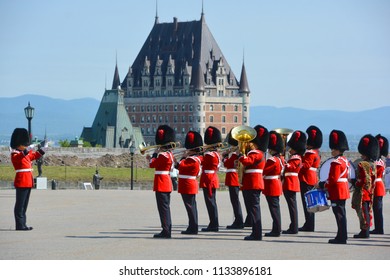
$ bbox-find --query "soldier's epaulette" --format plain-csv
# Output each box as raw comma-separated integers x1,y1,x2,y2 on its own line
332,158,343,165
305,149,315,154
290,154,301,160
268,156,277,162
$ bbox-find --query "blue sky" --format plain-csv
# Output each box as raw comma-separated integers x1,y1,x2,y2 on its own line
0,0,389,111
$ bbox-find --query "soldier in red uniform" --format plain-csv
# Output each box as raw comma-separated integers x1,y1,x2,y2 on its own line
177,131,203,235
298,125,322,232
352,134,379,239
10,128,45,231
200,126,222,232
282,130,306,234
146,125,176,238
223,130,244,229
263,130,285,237
240,125,269,241
320,129,350,244
370,134,388,234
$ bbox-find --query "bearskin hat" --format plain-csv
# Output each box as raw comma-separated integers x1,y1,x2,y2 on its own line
10,128,30,149
358,134,379,161
306,125,323,149
155,125,175,145
185,131,203,151
329,130,349,152
268,130,284,154
252,125,269,153
376,134,389,157
225,128,238,147
204,126,222,145
287,130,307,155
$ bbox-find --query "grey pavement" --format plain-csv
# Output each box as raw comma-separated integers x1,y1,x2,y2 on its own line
0,188,389,260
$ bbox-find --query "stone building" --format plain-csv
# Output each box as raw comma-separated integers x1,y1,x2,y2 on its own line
121,10,250,144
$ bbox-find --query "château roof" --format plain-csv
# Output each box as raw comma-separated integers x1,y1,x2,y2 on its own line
239,62,250,93
121,13,239,89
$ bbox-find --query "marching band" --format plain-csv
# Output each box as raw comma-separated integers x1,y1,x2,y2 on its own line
142,123,388,243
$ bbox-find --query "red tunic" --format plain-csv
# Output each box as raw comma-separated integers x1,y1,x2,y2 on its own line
149,151,174,192
299,149,320,185
223,152,239,187
374,159,386,197
178,155,202,195
239,149,265,191
11,149,44,188
200,151,221,195
282,154,302,192
324,156,350,200
263,155,285,196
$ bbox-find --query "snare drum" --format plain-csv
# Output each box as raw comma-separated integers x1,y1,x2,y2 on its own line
304,189,330,213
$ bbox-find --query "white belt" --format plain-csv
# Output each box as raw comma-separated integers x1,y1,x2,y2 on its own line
285,172,298,177
226,169,237,173
244,169,263,174
155,171,170,175
375,178,383,182
203,170,215,174
309,167,318,171
178,175,197,180
337,178,348,182
15,168,33,173
264,175,280,180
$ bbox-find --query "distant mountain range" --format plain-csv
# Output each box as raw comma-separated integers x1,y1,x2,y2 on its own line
0,94,389,150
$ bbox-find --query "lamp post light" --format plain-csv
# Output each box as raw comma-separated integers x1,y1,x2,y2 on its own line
24,102,35,142
129,143,135,190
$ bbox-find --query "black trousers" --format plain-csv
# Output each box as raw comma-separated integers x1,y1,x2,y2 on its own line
155,192,171,234
202,188,219,228
243,189,262,239
331,199,348,242
242,190,252,226
372,196,384,232
14,187,32,230
300,181,315,230
228,186,244,225
265,196,281,234
181,194,198,232
283,190,298,233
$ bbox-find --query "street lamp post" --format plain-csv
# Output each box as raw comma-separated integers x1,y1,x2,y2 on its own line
24,102,35,143
130,143,135,190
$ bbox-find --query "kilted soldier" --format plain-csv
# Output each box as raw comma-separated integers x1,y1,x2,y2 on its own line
352,134,379,239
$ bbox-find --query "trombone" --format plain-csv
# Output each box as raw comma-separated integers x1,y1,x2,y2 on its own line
139,141,181,155
172,142,229,159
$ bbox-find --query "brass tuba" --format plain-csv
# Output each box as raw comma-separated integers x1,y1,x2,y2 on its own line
274,128,293,158
231,125,257,185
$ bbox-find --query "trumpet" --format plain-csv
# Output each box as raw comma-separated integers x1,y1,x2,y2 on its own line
139,141,181,155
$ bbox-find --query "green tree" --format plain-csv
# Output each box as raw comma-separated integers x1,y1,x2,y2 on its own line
58,139,71,147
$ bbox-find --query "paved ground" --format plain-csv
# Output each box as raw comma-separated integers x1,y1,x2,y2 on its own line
0,188,389,260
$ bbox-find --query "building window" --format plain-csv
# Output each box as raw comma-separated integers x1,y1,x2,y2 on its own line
132,106,136,112
147,116,150,123
147,106,150,112
222,105,226,112
182,105,186,111
152,116,156,123
189,105,193,111
197,105,201,111
222,116,226,123
165,105,169,112
181,116,186,122
165,116,169,122
234,116,238,123
174,116,177,123
210,116,214,122
174,105,178,111
141,106,144,112
189,116,193,122
159,116,163,123
197,116,201,122
210,105,214,111
222,127,226,134
234,105,238,111
244,106,247,112
131,116,136,122
182,127,186,133
243,117,247,123
141,116,145,123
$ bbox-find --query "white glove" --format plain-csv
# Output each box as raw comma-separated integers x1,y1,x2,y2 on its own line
27,144,36,151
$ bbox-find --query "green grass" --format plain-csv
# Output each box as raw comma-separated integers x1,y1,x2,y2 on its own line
0,164,227,184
